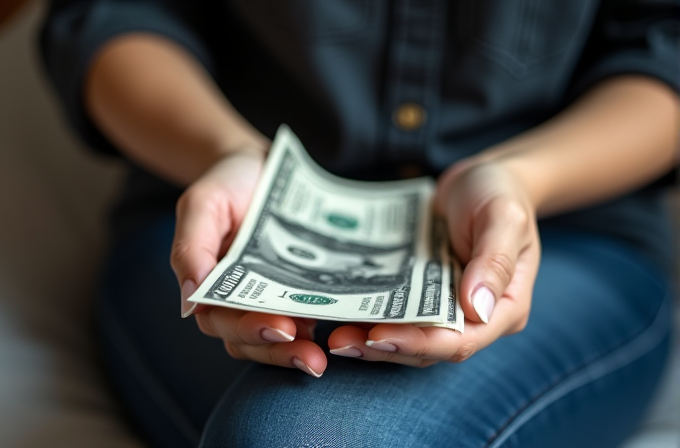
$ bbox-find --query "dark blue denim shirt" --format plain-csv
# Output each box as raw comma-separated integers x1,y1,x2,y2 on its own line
40,0,680,270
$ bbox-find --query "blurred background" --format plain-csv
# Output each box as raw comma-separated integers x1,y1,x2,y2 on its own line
0,1,144,446
0,1,677,447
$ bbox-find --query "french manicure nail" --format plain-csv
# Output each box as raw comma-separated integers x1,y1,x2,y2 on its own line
365,340,398,352
261,327,295,343
292,357,322,378
329,346,363,358
181,279,198,318
472,285,495,324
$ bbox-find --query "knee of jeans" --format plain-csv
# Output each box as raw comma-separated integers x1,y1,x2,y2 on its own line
199,413,364,448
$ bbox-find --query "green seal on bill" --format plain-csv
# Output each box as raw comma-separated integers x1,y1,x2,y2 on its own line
289,294,338,305
326,213,358,229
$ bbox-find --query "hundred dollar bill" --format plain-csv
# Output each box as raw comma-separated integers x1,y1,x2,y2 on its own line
189,125,463,332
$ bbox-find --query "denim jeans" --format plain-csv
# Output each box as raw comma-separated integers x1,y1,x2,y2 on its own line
98,216,673,447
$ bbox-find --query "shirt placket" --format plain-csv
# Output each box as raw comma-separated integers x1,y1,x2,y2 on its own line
383,0,447,168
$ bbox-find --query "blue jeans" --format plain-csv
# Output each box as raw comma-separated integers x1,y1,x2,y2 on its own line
98,216,673,447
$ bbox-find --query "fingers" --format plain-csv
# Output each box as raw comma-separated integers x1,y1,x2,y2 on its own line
326,204,538,368
167,154,327,377
328,325,431,367
435,160,540,326
196,309,327,376
327,303,521,367
325,216,539,369
228,340,327,378
196,309,296,343
170,153,264,317
324,160,543,369
459,198,534,324
172,183,233,316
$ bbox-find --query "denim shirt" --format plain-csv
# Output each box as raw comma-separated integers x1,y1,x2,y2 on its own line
40,0,679,269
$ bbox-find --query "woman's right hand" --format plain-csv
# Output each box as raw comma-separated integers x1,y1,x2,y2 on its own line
170,149,328,377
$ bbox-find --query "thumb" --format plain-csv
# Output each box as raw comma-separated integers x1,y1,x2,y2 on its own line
457,203,529,324
171,185,235,318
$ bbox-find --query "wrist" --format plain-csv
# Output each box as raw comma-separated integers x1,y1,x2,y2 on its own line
219,137,269,160
194,132,269,181
493,154,546,216
436,154,538,224
457,146,550,218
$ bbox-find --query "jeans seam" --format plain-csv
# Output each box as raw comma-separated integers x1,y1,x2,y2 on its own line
487,293,672,447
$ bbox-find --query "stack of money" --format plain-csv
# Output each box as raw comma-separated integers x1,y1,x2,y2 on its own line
189,125,463,332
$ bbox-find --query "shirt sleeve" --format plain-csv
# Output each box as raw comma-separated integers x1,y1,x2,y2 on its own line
570,0,680,99
39,0,216,155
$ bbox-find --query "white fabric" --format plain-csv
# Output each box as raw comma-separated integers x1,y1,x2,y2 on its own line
0,2,677,447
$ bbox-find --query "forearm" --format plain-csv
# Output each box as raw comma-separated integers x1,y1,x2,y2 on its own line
476,76,679,217
85,34,268,186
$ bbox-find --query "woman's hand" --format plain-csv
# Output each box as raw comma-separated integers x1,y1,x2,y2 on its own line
170,149,328,377
327,160,541,367
327,77,680,367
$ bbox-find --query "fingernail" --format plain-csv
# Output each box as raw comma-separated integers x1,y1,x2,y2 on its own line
292,357,322,378
329,346,363,358
472,285,495,324
181,279,198,318
261,327,295,343
365,340,398,352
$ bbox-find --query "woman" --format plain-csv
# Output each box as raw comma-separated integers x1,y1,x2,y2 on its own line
40,1,679,446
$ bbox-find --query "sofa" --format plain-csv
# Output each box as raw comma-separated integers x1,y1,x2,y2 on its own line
0,2,677,446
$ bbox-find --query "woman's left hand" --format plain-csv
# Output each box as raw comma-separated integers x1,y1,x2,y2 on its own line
327,160,541,366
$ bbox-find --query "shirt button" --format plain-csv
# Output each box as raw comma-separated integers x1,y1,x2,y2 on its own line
393,103,427,131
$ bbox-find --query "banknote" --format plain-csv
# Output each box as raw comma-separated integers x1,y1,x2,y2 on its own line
189,125,463,331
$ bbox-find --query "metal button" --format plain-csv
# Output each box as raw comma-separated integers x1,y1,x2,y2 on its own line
393,102,426,131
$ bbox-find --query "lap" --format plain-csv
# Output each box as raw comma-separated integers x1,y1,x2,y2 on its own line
98,217,673,448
